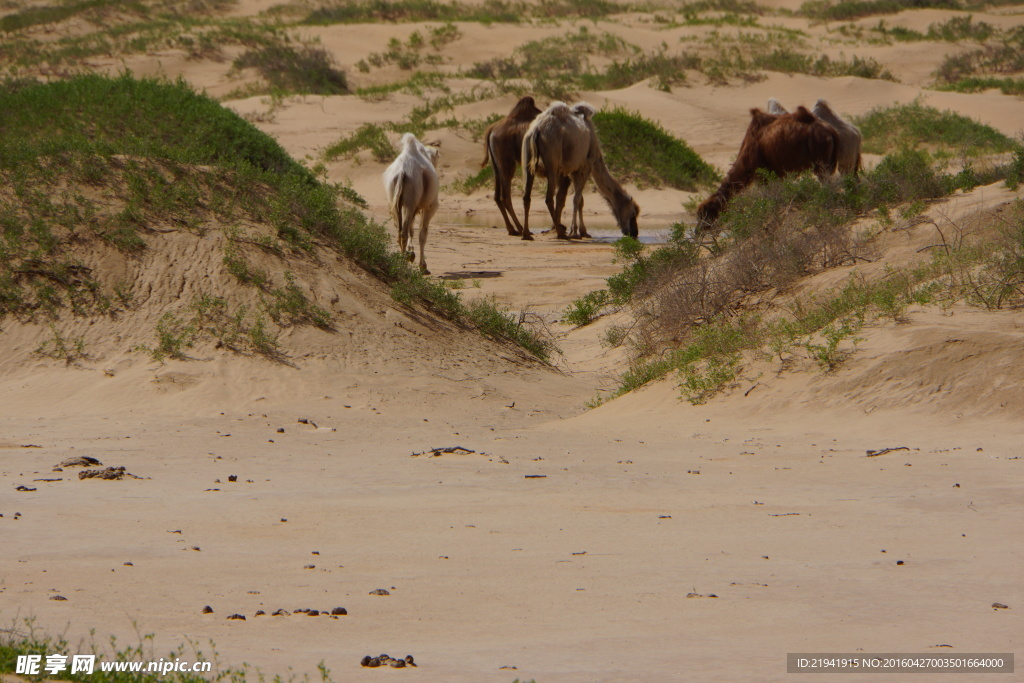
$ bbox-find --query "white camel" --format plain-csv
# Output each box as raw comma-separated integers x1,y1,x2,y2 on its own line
382,133,439,274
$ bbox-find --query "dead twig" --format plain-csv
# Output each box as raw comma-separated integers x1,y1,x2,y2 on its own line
865,446,910,457
410,446,476,457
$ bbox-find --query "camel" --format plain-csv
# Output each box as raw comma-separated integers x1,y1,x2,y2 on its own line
382,133,439,274
767,98,862,174
480,96,543,237
812,98,862,175
520,101,640,241
696,106,838,226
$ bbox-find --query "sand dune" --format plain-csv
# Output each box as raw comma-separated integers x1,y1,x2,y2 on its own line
2,2,1023,681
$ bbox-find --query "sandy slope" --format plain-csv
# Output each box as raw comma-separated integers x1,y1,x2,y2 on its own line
2,3,1024,682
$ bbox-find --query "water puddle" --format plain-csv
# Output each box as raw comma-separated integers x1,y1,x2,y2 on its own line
435,212,671,245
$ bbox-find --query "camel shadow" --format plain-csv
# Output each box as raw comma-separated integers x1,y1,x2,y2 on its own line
437,270,503,281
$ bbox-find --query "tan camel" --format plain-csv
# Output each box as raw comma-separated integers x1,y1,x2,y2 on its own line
812,98,862,175
480,96,542,236
520,101,639,241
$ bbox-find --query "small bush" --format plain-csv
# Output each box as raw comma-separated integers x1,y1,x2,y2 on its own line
465,297,554,362
234,44,349,95
323,123,396,162
562,290,610,327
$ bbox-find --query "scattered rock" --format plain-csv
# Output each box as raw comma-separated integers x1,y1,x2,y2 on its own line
254,610,265,617
202,606,214,614
228,475,237,482
123,561,133,566
226,614,246,621
306,610,319,616
991,602,1009,610
369,588,390,596
50,595,67,601
330,607,347,616
361,654,415,668
58,456,102,468
896,560,905,566
15,485,36,492
277,428,285,433
271,609,290,616
303,564,316,569
79,466,141,480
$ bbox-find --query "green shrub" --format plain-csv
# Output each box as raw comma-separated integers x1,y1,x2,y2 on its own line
593,108,719,191
853,101,1016,157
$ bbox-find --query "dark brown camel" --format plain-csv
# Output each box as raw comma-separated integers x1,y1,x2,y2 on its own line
696,106,839,226
480,96,543,236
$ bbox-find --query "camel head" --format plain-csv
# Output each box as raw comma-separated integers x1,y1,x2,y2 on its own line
613,196,640,238
696,192,725,228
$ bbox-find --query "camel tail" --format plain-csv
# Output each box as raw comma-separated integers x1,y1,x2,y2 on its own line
481,128,493,169
524,129,540,178
389,173,405,232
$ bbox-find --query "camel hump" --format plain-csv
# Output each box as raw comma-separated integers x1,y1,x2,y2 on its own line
812,99,835,119
748,108,775,130
545,101,573,120
511,95,541,120
571,102,597,120
400,132,419,151
793,106,816,124
767,98,788,115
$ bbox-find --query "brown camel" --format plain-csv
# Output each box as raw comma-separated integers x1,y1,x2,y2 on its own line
520,101,639,241
696,106,838,227
767,98,863,175
480,96,543,236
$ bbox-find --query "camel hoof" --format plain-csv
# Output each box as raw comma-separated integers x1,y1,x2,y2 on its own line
521,233,534,241
406,252,415,263
506,226,520,236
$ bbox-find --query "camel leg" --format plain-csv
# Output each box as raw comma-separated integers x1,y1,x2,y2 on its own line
401,206,417,264
493,159,521,236
570,171,589,239
418,200,437,275
500,175,525,236
394,191,412,261
521,164,535,241
549,175,570,240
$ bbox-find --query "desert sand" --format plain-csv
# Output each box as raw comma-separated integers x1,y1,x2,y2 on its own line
2,2,1023,681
